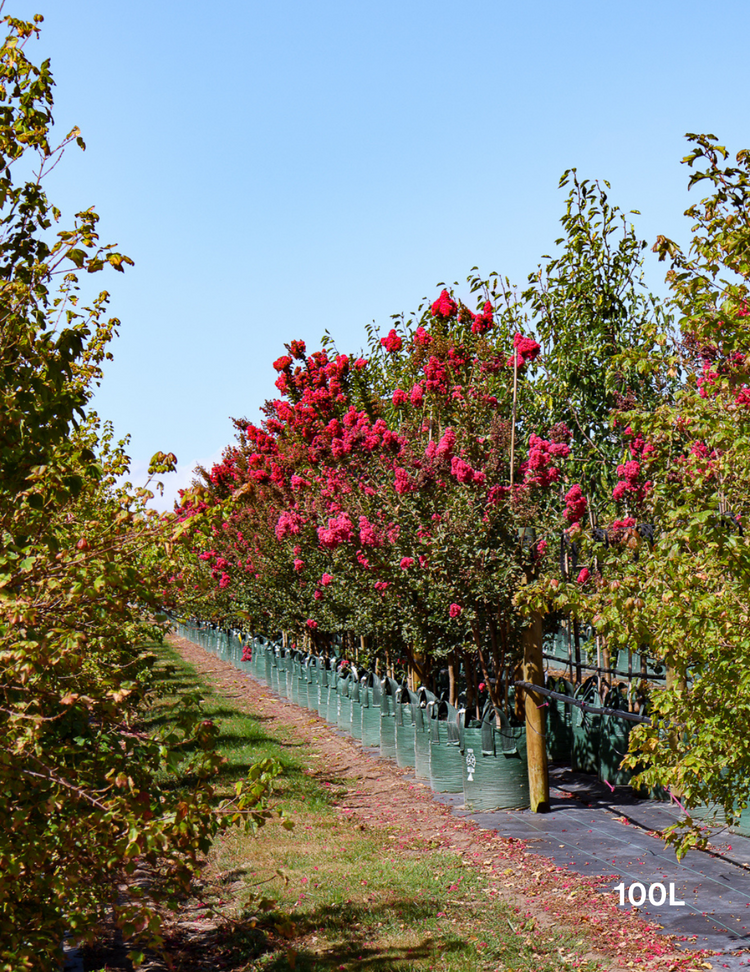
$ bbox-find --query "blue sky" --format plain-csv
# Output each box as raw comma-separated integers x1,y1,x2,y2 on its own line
15,0,750,508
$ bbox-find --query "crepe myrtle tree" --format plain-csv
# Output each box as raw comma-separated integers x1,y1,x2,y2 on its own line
521,135,750,855
178,283,584,719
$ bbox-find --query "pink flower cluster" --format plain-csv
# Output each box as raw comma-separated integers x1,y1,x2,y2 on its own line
521,434,569,488
470,301,494,335
359,516,380,547
425,428,456,461
612,459,651,504
380,329,403,353
276,510,302,540
508,333,541,369
430,289,458,320
450,456,485,485
394,467,414,495
448,603,462,618
423,356,449,394
564,485,588,525
317,512,354,549
413,325,432,347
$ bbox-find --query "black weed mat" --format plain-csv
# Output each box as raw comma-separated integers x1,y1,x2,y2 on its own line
431,767,750,970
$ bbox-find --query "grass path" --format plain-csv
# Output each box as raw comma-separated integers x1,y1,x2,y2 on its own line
82,636,710,972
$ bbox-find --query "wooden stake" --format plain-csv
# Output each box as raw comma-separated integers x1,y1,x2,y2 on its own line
522,608,550,813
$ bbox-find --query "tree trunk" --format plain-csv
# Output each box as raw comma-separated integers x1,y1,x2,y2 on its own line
522,609,550,813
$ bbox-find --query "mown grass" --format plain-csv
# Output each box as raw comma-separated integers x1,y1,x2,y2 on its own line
137,641,605,972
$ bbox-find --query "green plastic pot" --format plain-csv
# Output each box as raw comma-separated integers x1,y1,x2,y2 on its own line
290,654,301,705
315,659,329,717
360,673,382,747
545,675,574,762
599,684,633,786
325,668,339,723
428,700,463,793
379,677,398,759
395,685,416,769
298,657,312,709
337,673,353,733
414,686,436,782
572,677,602,775
461,706,530,811
270,648,281,693
349,674,363,740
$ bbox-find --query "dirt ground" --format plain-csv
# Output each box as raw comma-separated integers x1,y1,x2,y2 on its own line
163,633,714,972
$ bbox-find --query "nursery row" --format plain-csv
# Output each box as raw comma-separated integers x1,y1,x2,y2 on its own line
174,620,650,812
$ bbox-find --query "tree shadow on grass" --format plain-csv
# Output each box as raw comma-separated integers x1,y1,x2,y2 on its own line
215,898,472,971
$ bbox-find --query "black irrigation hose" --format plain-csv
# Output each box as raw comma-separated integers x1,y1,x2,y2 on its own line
542,651,667,681
513,679,652,725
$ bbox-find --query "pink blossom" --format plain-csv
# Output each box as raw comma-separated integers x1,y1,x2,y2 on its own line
436,428,456,458
400,557,415,569
353,357,368,370
306,619,318,629
576,568,590,585
293,558,305,571
430,289,458,320
564,485,588,524
507,333,541,368
276,511,301,540
451,457,475,483
314,590,323,600
392,388,408,407
413,325,432,347
317,512,354,549
358,516,379,547
449,603,462,618
423,356,449,394
618,459,641,482
394,467,413,495
471,301,494,335
273,355,293,371
612,481,628,501
374,581,390,594
409,384,425,406
380,329,403,353
320,573,333,586
219,572,231,589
